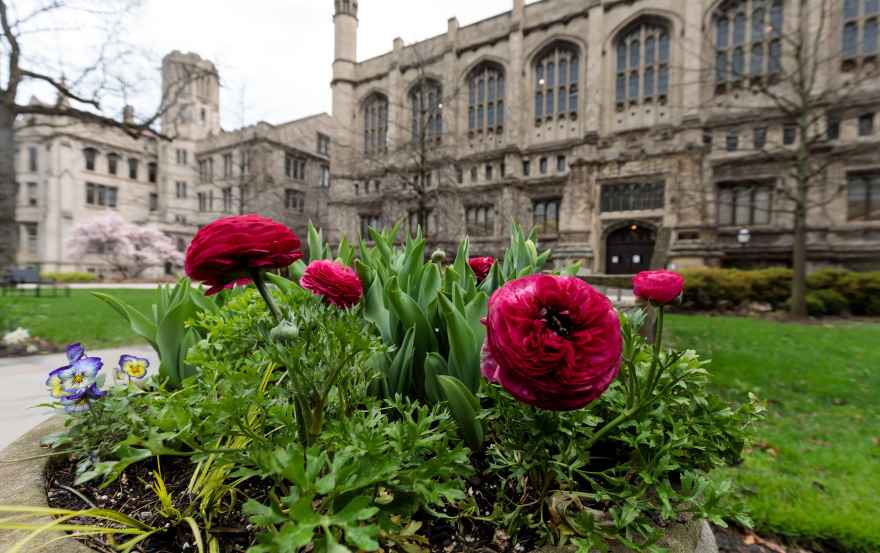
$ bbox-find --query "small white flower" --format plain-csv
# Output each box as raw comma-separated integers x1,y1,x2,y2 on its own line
2,327,30,346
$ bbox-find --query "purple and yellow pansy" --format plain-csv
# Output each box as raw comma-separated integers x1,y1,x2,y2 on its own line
117,355,150,380
45,343,106,414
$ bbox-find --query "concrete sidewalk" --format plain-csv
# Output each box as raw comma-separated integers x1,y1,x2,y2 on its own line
0,345,156,449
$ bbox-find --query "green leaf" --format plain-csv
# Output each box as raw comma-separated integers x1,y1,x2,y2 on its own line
156,297,198,386
438,293,479,392
437,375,484,450
243,500,286,526
387,328,416,396
423,353,448,404
265,272,297,295
274,521,317,551
400,236,426,292
417,263,442,310
386,280,438,365
91,292,158,351
189,286,218,313
343,525,379,551
363,278,393,344
178,328,200,382
307,223,327,262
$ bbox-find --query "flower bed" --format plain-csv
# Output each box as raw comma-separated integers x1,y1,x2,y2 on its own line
0,220,759,553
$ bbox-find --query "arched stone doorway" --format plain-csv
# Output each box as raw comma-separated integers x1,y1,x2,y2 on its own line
605,223,656,275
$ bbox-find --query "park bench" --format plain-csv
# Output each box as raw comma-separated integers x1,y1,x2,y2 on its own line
0,268,70,297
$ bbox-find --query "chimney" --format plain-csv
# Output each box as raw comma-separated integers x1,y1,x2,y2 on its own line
122,105,135,124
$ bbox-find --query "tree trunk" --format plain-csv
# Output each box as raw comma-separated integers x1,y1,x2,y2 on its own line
790,183,809,318
0,104,18,272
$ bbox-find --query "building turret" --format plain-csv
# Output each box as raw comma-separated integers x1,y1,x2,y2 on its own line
160,51,221,140
332,0,358,120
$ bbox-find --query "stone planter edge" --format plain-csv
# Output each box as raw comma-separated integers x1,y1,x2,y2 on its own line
0,416,92,553
0,417,719,553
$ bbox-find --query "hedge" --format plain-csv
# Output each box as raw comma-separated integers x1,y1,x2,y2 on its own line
679,267,880,316
42,271,97,283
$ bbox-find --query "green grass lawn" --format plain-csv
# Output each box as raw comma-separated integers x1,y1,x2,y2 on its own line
668,315,880,552
0,289,157,349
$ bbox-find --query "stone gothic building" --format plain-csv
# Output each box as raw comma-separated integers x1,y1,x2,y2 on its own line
14,51,334,278
328,0,880,273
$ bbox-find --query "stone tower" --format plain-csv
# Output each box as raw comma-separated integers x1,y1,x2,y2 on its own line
332,0,358,130
160,51,221,140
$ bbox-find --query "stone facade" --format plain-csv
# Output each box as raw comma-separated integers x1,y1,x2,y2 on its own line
14,51,334,278
328,0,880,273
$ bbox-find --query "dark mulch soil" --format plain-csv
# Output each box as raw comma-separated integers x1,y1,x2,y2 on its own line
47,455,259,553
46,454,844,553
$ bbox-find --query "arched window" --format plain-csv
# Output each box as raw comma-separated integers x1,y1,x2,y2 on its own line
83,148,98,171
715,0,783,87
842,0,880,66
363,93,388,155
534,43,580,122
615,20,671,108
410,79,443,144
467,63,505,134
107,153,120,175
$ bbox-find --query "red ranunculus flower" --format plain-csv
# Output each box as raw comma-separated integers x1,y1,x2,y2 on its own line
300,260,364,308
632,270,685,305
468,256,495,282
481,274,622,411
185,215,302,295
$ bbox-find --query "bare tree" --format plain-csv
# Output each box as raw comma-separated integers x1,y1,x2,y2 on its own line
338,41,480,247
0,0,212,271
694,0,878,317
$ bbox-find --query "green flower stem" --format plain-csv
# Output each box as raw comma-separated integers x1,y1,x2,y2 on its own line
249,269,282,322
587,306,667,451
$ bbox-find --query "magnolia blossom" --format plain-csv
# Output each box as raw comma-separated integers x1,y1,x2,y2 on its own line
67,214,184,279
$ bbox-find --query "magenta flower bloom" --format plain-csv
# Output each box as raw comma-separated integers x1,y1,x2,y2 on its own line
468,257,495,283
633,270,685,305
481,275,622,411
300,260,364,309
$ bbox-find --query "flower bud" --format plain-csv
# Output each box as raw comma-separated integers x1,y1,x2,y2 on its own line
270,321,300,342
430,249,447,264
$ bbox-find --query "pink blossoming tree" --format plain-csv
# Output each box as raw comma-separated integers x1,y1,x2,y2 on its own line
67,214,184,279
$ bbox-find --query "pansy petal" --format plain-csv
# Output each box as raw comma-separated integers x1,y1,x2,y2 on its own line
65,343,85,363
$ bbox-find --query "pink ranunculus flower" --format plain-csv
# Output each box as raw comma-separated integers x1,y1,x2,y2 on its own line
632,270,685,305
481,274,622,411
468,256,495,282
300,260,364,309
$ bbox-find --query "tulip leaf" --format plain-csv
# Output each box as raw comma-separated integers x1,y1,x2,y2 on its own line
368,227,393,265
418,264,442,310
189,286,218,314
178,328,200,382
387,280,439,357
265,272,297,296
389,327,416,396
363,278,393,344
437,375,483,450
91,292,158,351
452,237,470,289
156,294,199,387
423,352,448,404
438,293,479,392
464,292,488,347
307,223,327,262
400,237,426,292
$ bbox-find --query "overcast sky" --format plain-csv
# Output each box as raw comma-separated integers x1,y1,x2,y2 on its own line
124,0,522,128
